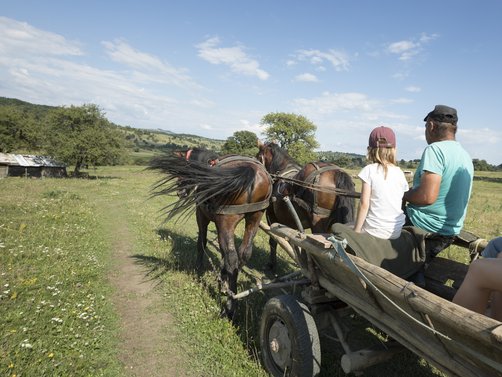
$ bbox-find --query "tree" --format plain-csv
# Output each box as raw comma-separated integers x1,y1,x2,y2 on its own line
45,104,126,175
261,112,319,164
472,158,495,172
0,106,43,152
221,130,258,156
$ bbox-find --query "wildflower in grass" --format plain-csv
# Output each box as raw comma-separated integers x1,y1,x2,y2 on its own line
20,339,33,349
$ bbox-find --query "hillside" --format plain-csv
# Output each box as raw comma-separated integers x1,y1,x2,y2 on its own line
0,96,225,164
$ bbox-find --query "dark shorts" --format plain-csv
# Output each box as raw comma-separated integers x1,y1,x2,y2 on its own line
404,207,455,259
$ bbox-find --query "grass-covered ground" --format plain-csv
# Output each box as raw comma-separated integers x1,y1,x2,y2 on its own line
1,166,500,377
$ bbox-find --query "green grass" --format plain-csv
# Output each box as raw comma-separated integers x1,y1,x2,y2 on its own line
0,180,121,376
1,167,500,377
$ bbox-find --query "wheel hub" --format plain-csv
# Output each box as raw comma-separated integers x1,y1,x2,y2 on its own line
268,320,291,369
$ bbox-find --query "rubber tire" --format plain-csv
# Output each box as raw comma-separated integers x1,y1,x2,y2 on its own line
259,295,321,377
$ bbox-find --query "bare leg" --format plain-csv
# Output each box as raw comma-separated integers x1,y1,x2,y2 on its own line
453,257,502,318
489,253,502,321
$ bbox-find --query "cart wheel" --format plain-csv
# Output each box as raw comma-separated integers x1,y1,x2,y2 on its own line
259,295,321,377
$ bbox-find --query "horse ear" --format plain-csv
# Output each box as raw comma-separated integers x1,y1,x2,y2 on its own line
257,139,264,148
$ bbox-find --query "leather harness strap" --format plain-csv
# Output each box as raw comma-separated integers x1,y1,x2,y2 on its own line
303,163,343,216
211,156,273,215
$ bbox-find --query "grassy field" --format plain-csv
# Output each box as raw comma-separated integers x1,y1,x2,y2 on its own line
1,166,500,377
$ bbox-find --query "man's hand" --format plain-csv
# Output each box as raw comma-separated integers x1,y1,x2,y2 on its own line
403,171,441,205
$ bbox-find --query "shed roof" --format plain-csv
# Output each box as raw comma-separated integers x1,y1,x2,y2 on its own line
0,153,66,167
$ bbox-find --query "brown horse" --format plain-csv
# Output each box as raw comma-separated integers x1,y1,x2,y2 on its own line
149,151,272,319
172,148,219,198
257,141,356,269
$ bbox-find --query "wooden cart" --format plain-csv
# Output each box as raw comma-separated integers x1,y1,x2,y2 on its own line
253,223,502,377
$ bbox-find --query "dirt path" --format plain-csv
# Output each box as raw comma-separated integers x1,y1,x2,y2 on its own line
103,201,188,377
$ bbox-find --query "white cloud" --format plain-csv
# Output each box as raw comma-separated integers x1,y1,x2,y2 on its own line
293,91,377,115
391,98,413,104
405,86,421,93
102,39,200,89
387,33,438,61
196,36,269,80
0,16,83,57
295,49,350,71
294,73,318,82
0,16,215,134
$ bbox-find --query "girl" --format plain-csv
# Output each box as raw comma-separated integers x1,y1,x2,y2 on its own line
353,126,409,239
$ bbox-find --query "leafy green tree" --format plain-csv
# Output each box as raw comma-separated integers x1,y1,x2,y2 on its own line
472,158,494,172
221,130,258,156
261,112,319,164
0,106,43,152
45,104,126,175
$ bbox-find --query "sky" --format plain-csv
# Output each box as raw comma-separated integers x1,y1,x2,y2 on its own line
1,1,501,164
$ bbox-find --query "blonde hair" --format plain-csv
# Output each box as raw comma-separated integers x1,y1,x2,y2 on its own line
366,147,397,179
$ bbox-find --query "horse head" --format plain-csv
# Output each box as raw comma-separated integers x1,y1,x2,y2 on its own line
257,140,298,175
174,148,219,198
256,140,280,172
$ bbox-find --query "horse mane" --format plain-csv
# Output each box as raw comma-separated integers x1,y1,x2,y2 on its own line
331,169,355,224
267,143,300,173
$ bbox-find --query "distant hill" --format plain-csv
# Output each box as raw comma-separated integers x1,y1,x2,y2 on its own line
0,96,226,164
0,97,55,118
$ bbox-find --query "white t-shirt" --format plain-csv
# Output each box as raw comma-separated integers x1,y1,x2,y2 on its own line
358,163,409,239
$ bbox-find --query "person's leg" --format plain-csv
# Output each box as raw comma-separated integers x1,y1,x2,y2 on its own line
453,257,502,316
482,236,502,258
489,252,502,321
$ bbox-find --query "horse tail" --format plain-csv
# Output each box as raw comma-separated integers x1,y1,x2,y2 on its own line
331,169,356,225
148,154,256,220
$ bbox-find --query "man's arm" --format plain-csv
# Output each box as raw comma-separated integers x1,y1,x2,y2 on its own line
403,171,441,205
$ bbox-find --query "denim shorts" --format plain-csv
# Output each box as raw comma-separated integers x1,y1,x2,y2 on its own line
481,237,502,258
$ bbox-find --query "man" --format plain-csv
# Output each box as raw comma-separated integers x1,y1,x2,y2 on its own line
403,105,474,256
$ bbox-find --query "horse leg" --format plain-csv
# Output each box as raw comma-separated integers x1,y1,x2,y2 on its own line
195,208,210,273
265,209,278,271
215,216,239,320
238,211,263,268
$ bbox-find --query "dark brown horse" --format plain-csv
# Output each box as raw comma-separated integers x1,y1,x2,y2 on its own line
257,141,356,268
172,148,219,198
149,150,272,319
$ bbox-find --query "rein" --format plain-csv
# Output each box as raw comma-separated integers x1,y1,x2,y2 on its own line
269,173,361,198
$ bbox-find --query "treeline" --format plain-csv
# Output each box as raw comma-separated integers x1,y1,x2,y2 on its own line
0,97,224,172
1,97,500,172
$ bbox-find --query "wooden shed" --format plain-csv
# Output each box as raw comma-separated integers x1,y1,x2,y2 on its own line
0,153,67,178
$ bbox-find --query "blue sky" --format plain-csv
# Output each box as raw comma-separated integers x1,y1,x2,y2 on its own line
1,1,501,164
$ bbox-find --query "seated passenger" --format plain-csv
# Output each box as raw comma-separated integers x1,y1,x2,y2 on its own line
353,126,409,239
331,126,420,279
403,105,474,257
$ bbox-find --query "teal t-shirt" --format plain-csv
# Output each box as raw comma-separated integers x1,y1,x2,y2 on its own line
407,141,473,235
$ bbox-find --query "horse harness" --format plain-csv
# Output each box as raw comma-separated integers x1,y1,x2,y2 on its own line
274,162,343,218
206,155,273,215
